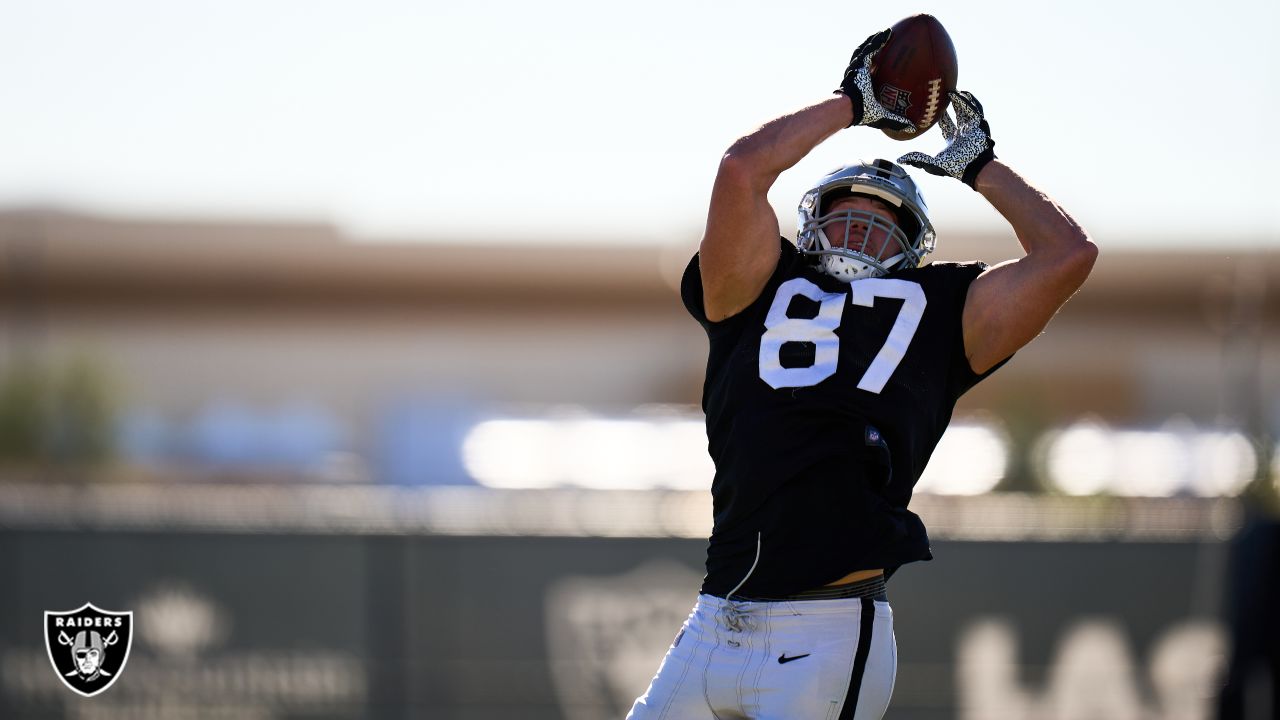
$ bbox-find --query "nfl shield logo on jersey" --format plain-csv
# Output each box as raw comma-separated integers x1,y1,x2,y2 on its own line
44,602,134,697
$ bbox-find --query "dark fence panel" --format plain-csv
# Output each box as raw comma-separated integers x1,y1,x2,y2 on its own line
0,527,1229,720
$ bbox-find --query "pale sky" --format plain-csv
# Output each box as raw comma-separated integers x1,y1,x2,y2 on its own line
2,1,1277,248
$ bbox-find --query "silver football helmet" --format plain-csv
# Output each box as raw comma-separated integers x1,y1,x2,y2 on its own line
797,160,936,282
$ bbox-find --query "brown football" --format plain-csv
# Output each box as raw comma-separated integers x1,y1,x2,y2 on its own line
870,14,958,141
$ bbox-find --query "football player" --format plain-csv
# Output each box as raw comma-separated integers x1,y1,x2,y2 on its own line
627,29,1097,720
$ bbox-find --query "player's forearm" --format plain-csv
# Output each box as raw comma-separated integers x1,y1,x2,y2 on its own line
720,96,852,188
975,160,1097,265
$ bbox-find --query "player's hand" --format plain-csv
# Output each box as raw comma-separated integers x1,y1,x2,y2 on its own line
836,30,916,133
897,90,997,189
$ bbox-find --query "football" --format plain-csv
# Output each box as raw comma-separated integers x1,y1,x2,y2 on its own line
870,14,958,141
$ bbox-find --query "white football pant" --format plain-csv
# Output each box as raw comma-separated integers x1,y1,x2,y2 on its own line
627,593,896,720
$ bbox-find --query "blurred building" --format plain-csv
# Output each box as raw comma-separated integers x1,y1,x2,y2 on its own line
1,210,1275,720
0,209,1276,488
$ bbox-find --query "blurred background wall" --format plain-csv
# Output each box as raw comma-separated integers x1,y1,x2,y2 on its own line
0,209,1275,720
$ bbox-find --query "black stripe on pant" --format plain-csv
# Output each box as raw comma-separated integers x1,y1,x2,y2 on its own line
837,598,878,720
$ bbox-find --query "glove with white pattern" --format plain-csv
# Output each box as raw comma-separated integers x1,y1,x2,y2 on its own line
897,90,997,189
836,30,916,133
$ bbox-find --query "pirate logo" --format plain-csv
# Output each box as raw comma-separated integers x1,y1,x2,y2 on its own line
545,561,703,720
44,602,133,697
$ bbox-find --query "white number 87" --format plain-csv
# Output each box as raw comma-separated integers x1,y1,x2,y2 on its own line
758,277,926,393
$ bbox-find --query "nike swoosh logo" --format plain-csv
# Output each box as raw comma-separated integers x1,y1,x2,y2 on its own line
777,653,811,664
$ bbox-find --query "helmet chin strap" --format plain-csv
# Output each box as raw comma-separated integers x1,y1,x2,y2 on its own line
819,252,905,282
877,252,906,271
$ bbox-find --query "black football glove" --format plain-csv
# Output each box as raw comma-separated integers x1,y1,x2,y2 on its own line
897,90,997,189
836,30,916,133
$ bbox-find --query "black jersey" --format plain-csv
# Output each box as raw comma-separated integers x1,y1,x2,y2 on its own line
683,239,1008,596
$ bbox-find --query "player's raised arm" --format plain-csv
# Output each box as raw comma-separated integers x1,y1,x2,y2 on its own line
899,90,1098,374
699,30,915,322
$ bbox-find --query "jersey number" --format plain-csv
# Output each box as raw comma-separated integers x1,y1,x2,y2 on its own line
758,277,926,393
